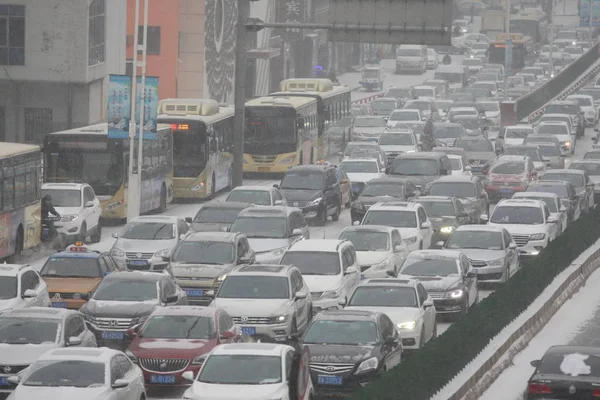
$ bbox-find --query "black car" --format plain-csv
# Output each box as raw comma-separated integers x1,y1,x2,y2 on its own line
275,165,342,226
300,310,402,397
351,177,420,223
527,345,600,399
79,271,188,350
453,135,497,175
411,196,472,246
424,175,489,222
388,152,452,191
185,201,254,232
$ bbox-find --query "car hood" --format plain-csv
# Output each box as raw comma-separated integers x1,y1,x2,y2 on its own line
248,238,291,254
13,386,112,399
170,263,234,279
344,306,419,324
190,222,231,232
211,298,292,317
397,274,461,291
114,238,177,253
390,174,438,187
302,275,344,293
0,343,59,365
279,189,322,202
53,206,81,217
0,298,26,313
427,216,458,229
466,151,495,160
487,222,547,235
345,173,384,184
306,343,374,364
581,106,595,113
395,227,420,240
186,382,287,400
44,277,101,294
532,161,545,170
459,248,507,261
353,127,385,134
356,251,391,266
130,338,217,358
81,298,159,318
358,195,404,206
379,145,416,153
505,138,526,146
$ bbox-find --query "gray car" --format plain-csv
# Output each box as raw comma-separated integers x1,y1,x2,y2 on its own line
432,122,466,147
186,202,253,232
536,142,565,169
453,135,497,175
425,175,489,222
352,116,388,141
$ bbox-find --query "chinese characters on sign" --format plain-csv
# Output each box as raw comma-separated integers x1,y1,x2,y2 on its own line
580,0,600,26
284,0,304,40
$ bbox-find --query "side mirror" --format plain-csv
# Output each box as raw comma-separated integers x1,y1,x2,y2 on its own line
80,293,90,301
385,336,399,345
292,228,303,236
353,220,360,226
480,214,489,222
210,139,218,153
161,256,170,262
7,376,19,385
338,297,347,306
464,165,471,171
422,116,428,121
239,256,252,264
547,216,558,223
164,294,179,304
295,291,307,300
112,233,120,239
383,117,389,122
542,157,550,162
67,336,83,346
84,201,94,208
423,299,434,308
345,266,358,275
220,330,236,340
274,200,283,205
182,371,195,382
273,184,280,189
179,234,186,240
457,212,469,218
386,270,396,277
297,117,305,130
436,240,445,247
421,221,431,229
22,289,36,298
508,242,518,249
393,245,404,252
530,359,541,368
112,379,129,389
185,217,193,224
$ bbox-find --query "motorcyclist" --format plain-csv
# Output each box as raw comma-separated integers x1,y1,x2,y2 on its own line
421,118,435,151
443,53,452,65
453,25,462,37
41,194,60,238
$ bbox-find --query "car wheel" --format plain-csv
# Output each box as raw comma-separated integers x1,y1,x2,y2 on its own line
459,295,470,317
419,329,425,349
79,223,87,243
332,202,341,222
316,207,327,226
90,224,102,243
290,318,298,335
432,322,438,340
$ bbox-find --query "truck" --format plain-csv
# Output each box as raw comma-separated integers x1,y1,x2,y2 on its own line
480,9,507,40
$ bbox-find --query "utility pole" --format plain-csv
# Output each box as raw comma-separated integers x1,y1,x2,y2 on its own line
589,0,594,42
504,0,511,98
549,0,554,75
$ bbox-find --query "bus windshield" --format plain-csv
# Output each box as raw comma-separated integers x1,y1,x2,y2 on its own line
170,122,207,178
245,107,297,154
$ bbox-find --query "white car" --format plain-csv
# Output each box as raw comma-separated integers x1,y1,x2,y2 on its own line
513,192,569,234
338,225,409,279
447,154,472,176
387,109,422,128
481,198,559,258
360,201,433,251
378,129,419,162
567,94,598,126
225,185,287,206
181,343,314,400
462,57,484,74
470,81,498,97
0,264,50,313
477,101,501,127
343,278,436,349
352,116,388,141
339,159,385,190
536,121,575,155
42,183,102,244
427,48,439,69
6,347,146,400
498,125,534,147
413,85,437,100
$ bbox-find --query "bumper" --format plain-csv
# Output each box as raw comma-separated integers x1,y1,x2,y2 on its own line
301,204,323,221
485,185,527,198
517,240,547,258
474,265,505,283
398,329,423,349
239,322,292,343
311,370,379,397
351,134,380,142
396,64,423,72
140,364,201,387
54,219,83,239
243,163,294,174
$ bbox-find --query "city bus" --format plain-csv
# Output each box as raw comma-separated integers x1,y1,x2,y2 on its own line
0,143,42,261
488,34,533,73
157,99,235,199
43,123,174,222
510,12,548,44
243,95,319,174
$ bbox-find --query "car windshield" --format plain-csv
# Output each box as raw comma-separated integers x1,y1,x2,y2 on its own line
478,102,500,112
340,161,379,174
433,125,465,139
429,182,475,197
0,318,59,344
584,151,600,160
363,210,417,228
172,241,235,265
348,286,417,307
570,163,600,176
226,190,271,206
415,88,434,97
391,159,439,176
434,72,463,82
218,276,289,299
449,109,478,118
505,147,541,161
338,231,389,251
537,124,569,135
193,207,244,224
120,222,175,240
93,279,158,301
230,216,288,239
361,182,404,197
543,173,584,187
565,47,582,54
505,129,532,139
280,252,340,275
354,117,386,127
527,184,569,198
526,136,558,145
580,89,600,100
538,145,560,157
22,360,105,388
418,200,456,217
517,196,558,212
490,161,526,174
570,97,592,107
40,257,101,278
404,101,429,111
472,82,496,91
281,171,323,190
303,320,379,345
545,104,579,115
401,257,459,276
490,206,543,224
41,189,81,207
434,101,452,110
463,59,482,66
0,277,17,300
140,315,216,339
455,139,493,152
450,229,508,251
389,111,419,121
537,353,600,377
198,355,282,385
379,133,415,145
508,76,525,85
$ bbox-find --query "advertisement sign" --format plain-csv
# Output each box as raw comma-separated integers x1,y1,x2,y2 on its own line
580,0,600,26
107,75,159,140
276,0,305,41
505,39,512,77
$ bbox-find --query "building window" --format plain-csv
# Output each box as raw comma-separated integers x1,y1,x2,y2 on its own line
0,5,25,66
0,106,5,141
138,26,161,55
89,0,105,65
125,59,133,76
24,108,52,143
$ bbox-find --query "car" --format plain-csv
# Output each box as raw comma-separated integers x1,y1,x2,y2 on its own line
79,271,188,350
539,44,559,61
370,97,402,116
338,226,409,279
224,185,287,206
471,81,498,97
339,158,386,198
343,142,387,167
498,125,535,147
404,99,439,121
544,100,585,138
564,45,584,60
523,133,562,149
0,307,97,396
484,155,538,200
513,192,569,234
185,201,253,232
462,57,484,74
384,86,416,102
412,196,472,246
378,128,420,163
343,278,436,349
350,177,420,224
40,242,122,310
541,169,595,213
537,113,578,143
424,175,489,222
386,109,423,128
427,48,439,69
110,215,191,272
348,147,387,171
424,79,449,98
583,148,600,160
447,106,480,121
397,249,478,316
477,101,501,127
351,115,388,141
447,153,472,175
280,240,360,315
431,122,467,147
332,164,353,208
517,73,537,88
125,306,242,387
535,142,565,169
165,232,255,305
275,165,343,226
7,347,146,400
506,75,526,88
211,264,312,340
360,201,434,251
568,159,600,204
413,85,438,100
434,99,454,120
453,135,497,175
468,42,489,61
521,66,545,80
482,199,559,258
535,121,575,155
526,180,582,224
388,152,452,191
181,342,314,400
503,144,549,174
41,182,103,244
0,264,50,312
452,19,472,34
442,225,519,284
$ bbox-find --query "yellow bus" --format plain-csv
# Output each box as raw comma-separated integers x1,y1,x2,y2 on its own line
157,99,235,199
243,95,319,174
43,123,174,221
0,143,42,261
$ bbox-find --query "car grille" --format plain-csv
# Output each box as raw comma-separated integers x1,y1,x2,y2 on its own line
511,234,530,246
310,363,355,374
232,316,270,325
0,365,29,374
427,291,445,299
251,155,277,164
469,260,488,268
139,358,190,373
291,201,310,208
88,317,133,331
479,272,504,281
125,252,154,260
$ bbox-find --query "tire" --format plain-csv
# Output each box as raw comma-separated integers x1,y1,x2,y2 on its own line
432,322,438,340
90,223,102,243
158,185,167,213
78,223,87,243
316,206,327,226
418,329,425,349
419,242,423,250
290,318,298,335
332,202,341,222
461,296,470,316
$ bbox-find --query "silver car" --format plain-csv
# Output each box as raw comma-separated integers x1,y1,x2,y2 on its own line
110,215,190,271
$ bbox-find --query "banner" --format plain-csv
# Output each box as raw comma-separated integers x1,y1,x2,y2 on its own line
580,0,600,26
107,74,159,140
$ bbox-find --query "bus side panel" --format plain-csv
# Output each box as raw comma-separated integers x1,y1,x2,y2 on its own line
0,202,40,259
0,212,15,259
100,185,127,220
23,203,41,250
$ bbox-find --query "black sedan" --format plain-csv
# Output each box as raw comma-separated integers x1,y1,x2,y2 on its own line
411,196,472,247
351,177,420,224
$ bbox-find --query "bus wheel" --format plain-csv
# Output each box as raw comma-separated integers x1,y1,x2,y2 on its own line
299,152,303,165
9,226,23,263
158,185,167,213
310,149,314,164
211,175,216,198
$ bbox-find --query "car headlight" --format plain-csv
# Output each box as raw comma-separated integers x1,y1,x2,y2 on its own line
404,236,418,245
190,183,205,191
72,292,90,300
405,150,416,153
105,201,122,210
192,356,206,365
270,247,287,256
125,350,138,363
268,315,288,324
447,289,464,298
439,226,454,234
111,248,124,258
309,197,323,206
563,141,572,147
61,215,79,222
356,357,379,374
279,156,295,165
321,288,342,299
487,258,505,267
530,233,546,240
217,274,227,282
397,321,416,330
351,202,364,210
155,249,171,258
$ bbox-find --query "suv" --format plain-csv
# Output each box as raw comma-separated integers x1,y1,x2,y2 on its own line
351,177,420,224
211,264,312,341
0,264,50,312
483,199,559,258
425,175,489,223
378,128,420,163
165,232,255,306
280,240,360,315
388,152,452,191
275,165,343,226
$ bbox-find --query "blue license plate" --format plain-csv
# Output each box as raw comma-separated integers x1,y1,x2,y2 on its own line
0,377,8,386
184,289,204,297
360,274,366,280
128,260,148,266
318,375,343,385
353,187,361,193
150,375,176,384
241,326,256,335
51,302,67,308
101,331,124,340
500,188,513,193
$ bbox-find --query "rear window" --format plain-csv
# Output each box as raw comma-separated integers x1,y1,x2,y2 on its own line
538,353,600,377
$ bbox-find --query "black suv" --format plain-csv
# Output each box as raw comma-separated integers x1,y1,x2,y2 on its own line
275,165,342,226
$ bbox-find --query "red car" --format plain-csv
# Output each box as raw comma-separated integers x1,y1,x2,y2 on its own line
125,306,242,386
485,155,537,200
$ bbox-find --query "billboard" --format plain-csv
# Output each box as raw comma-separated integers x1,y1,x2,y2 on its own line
580,0,600,26
107,74,159,140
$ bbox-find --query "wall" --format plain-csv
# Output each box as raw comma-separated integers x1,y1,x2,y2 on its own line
178,0,205,99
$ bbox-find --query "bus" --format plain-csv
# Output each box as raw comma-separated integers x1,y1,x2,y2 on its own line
0,143,42,261
488,34,533,73
510,12,548,44
157,99,235,199
43,123,174,221
243,95,319,174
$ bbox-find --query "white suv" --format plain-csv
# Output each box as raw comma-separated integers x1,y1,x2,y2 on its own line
0,264,50,313
482,199,559,258
280,240,360,315
42,183,102,243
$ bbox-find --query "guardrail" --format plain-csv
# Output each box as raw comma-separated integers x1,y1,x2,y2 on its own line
351,93,384,105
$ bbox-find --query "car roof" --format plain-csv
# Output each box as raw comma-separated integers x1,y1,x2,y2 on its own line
42,183,85,190
530,180,571,186
200,201,253,210
514,192,559,200
359,278,419,289
367,177,412,185
183,231,240,242
2,307,73,320
340,225,395,234
230,186,271,192
505,125,534,129
407,249,463,259
39,347,120,362
151,306,217,317
103,270,163,282
450,107,478,111
236,206,296,218
369,201,420,211
231,264,292,276
496,155,529,162
49,248,102,259
496,198,544,208
454,224,505,232
130,215,180,223
287,239,349,253
341,158,378,163
433,175,476,183
549,100,578,105
314,309,380,322
433,122,463,127
211,343,291,356
545,345,600,356
286,165,331,173
545,169,585,175
396,151,446,160
570,159,600,164
538,121,569,126
413,195,454,202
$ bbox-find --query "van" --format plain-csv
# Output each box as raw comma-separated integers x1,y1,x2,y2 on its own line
433,65,469,91
387,152,452,190
396,45,427,74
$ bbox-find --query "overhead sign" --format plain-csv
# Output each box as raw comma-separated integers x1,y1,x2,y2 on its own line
328,0,452,45
276,0,305,41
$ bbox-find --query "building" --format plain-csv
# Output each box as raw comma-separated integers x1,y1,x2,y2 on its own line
0,0,126,143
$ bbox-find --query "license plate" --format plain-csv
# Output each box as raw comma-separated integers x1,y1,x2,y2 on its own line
353,187,361,193
51,302,67,308
360,274,366,280
0,377,8,386
101,331,124,340
500,188,513,193
150,375,176,384
241,326,256,335
127,260,148,266
258,167,270,173
318,375,343,385
184,289,204,297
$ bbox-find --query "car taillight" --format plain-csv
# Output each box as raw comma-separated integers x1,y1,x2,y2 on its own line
593,389,600,397
528,382,552,394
